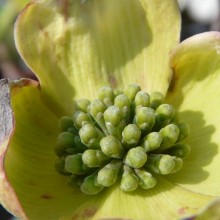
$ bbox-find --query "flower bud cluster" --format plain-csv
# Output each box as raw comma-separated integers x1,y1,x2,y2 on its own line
55,84,190,195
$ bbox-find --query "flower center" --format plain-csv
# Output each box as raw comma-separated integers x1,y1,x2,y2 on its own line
54,84,190,195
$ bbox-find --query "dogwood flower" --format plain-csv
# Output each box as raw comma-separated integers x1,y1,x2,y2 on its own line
0,0,220,219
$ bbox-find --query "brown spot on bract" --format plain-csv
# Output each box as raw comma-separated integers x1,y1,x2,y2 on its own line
100,218,132,220
40,194,54,200
82,207,97,217
168,68,177,92
108,74,118,89
28,181,36,186
178,207,187,215
57,0,69,21
71,213,79,220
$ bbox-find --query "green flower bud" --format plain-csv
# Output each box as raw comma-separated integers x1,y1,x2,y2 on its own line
114,94,131,109
59,134,86,155
120,165,139,192
97,160,122,187
150,91,165,109
58,116,74,132
114,89,123,96
159,124,180,151
135,169,157,189
166,143,191,159
104,106,126,139
134,91,150,110
75,98,91,112
176,122,190,141
79,123,104,149
134,107,155,133
98,86,115,107
124,146,147,169
88,99,109,135
89,99,107,118
55,132,76,156
141,132,163,152
100,136,124,159
80,173,104,195
124,84,141,101
82,149,110,167
154,104,175,129
114,94,131,122
67,126,78,134
146,154,175,175
73,111,91,129
64,154,86,175
170,157,183,174
73,135,87,148
54,157,69,175
122,124,141,148
104,106,124,126
156,104,175,121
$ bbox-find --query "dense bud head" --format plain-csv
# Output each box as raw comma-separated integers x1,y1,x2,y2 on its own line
55,84,190,195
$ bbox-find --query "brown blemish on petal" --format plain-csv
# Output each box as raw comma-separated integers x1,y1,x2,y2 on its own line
168,68,177,92
178,207,188,215
177,206,197,219
57,0,69,22
28,181,36,186
82,207,97,217
108,74,118,89
100,218,132,220
10,79,39,96
71,213,79,220
40,194,54,200
71,207,97,219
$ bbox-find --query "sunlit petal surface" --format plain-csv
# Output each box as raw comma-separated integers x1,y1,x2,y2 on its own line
167,32,220,196
15,0,180,115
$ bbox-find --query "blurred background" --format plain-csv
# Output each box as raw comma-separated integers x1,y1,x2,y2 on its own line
0,0,220,219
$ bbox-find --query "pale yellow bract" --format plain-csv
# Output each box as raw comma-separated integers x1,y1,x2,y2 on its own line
0,0,220,219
